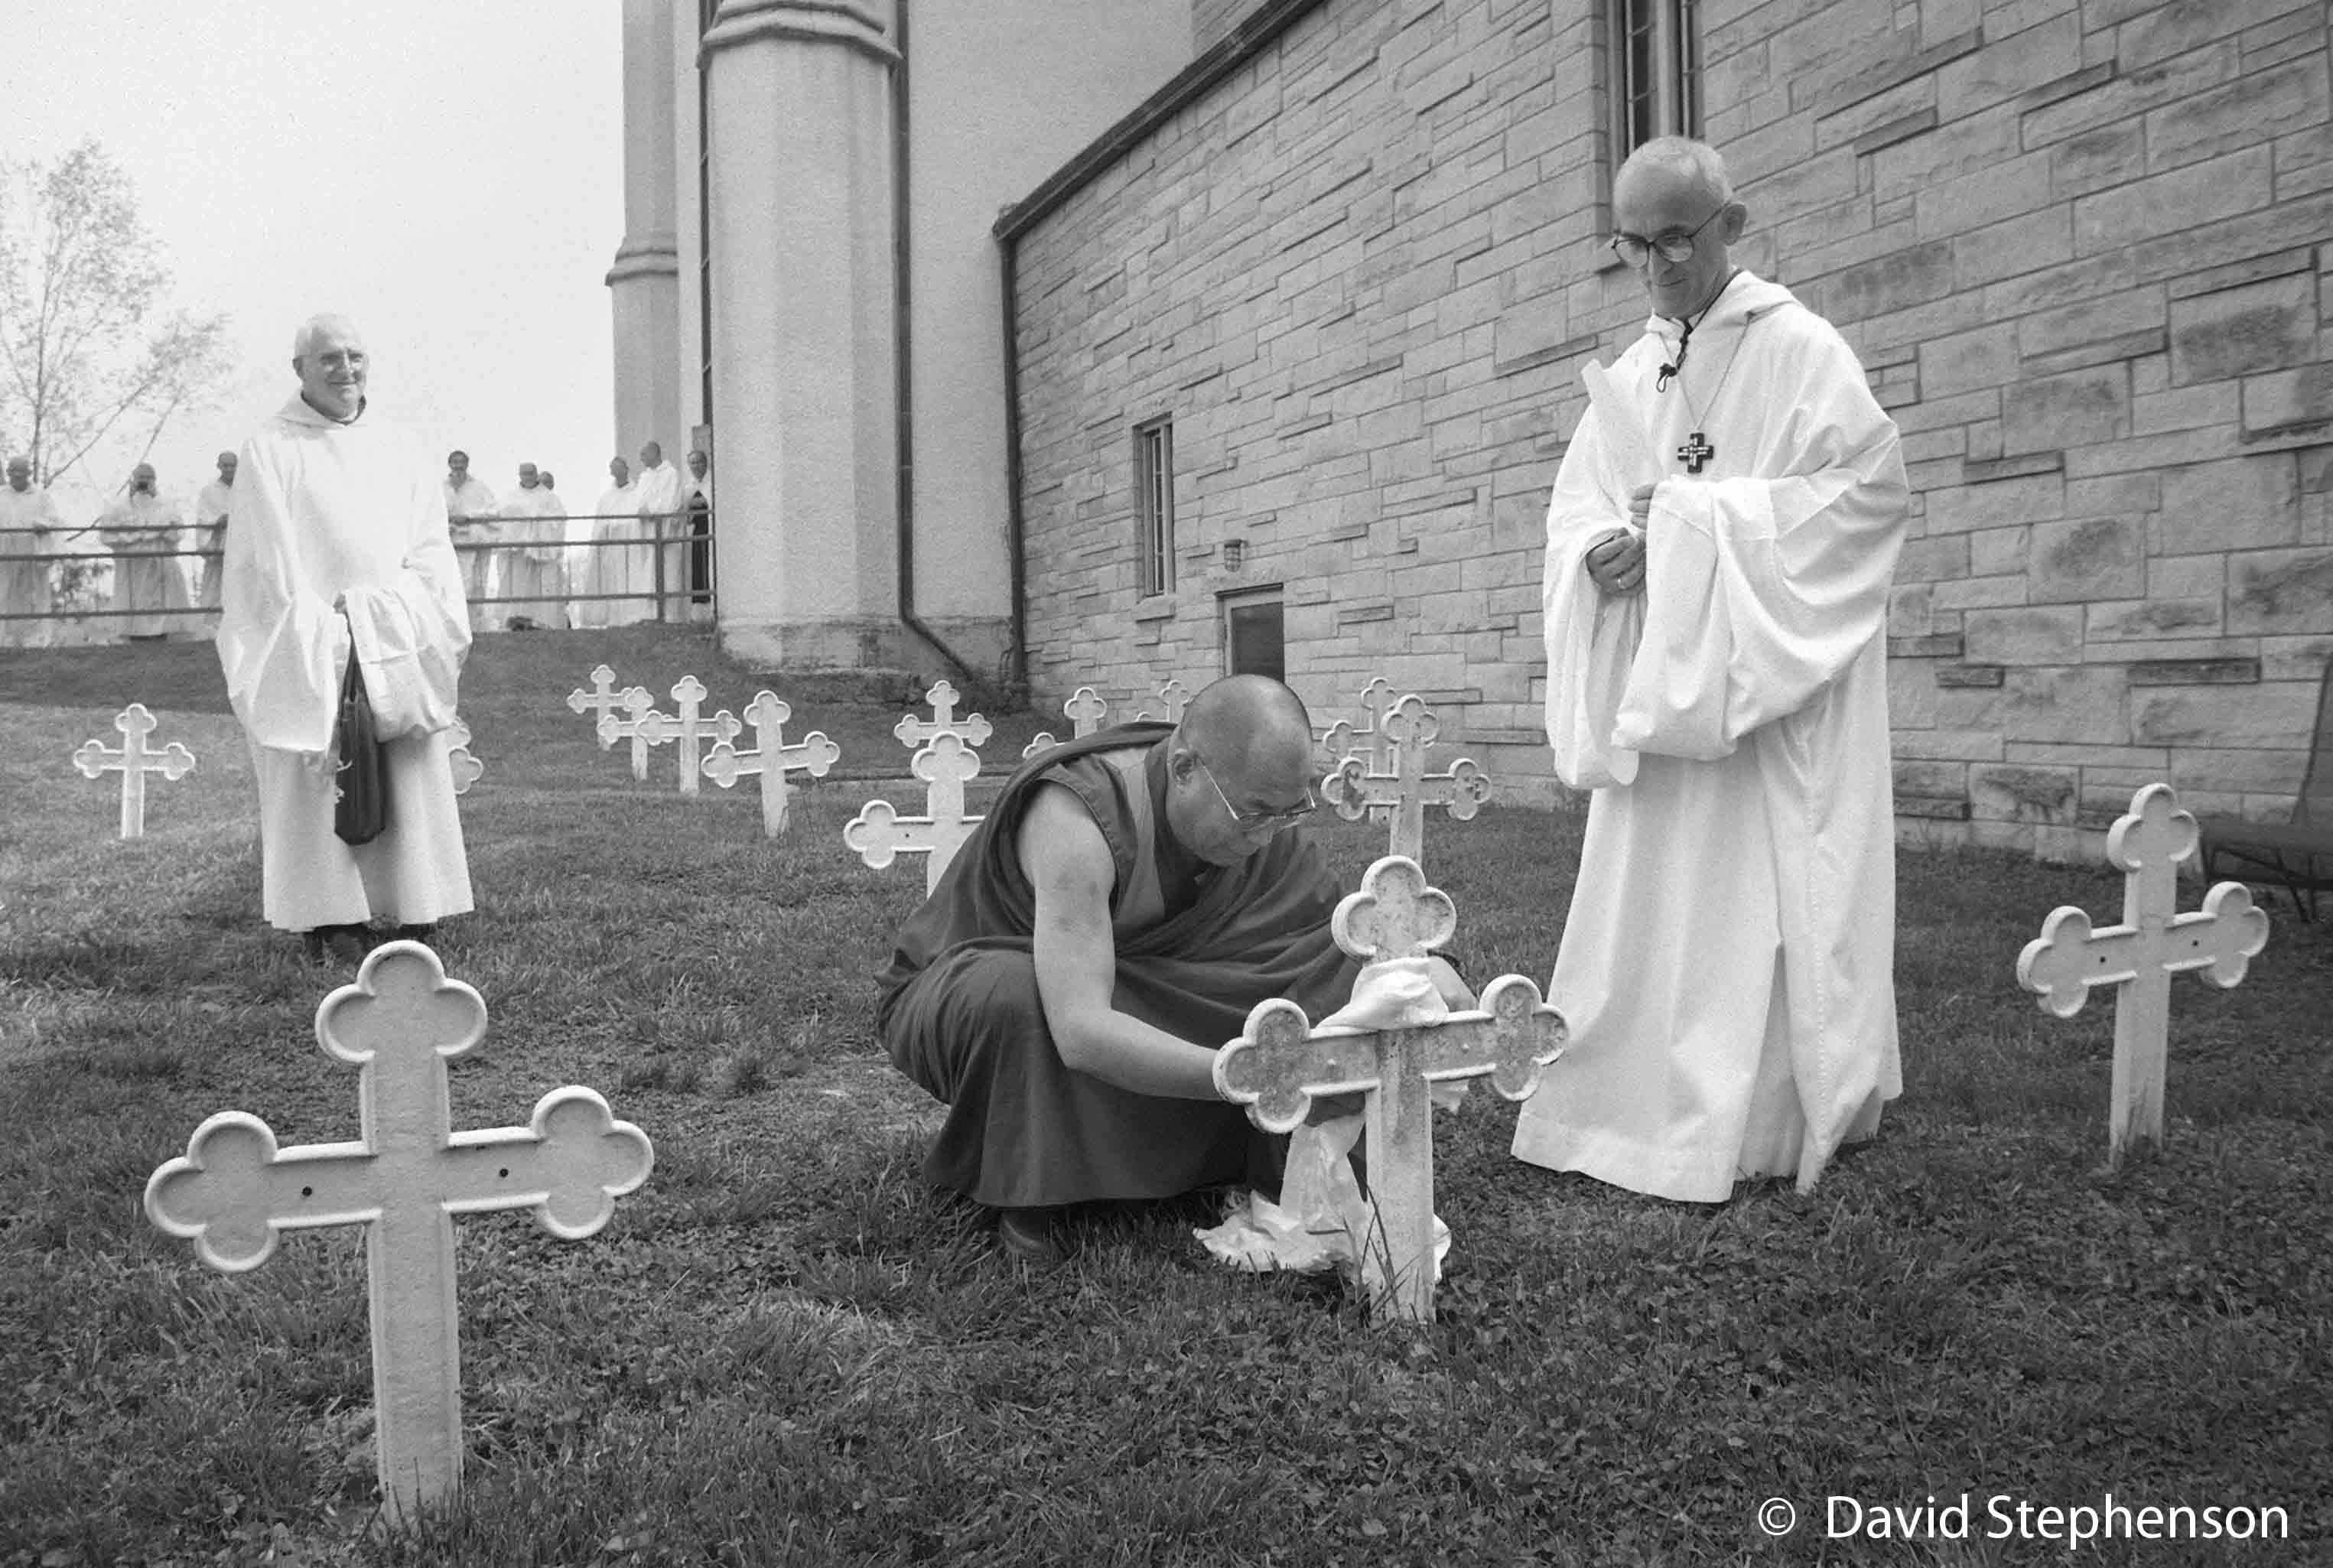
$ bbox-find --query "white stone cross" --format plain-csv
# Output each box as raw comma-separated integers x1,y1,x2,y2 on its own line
595,686,659,782
446,718,483,796
636,675,740,797
143,942,653,1526
844,729,984,894
1321,693,1492,864
702,690,841,836
73,701,196,839
1215,856,1566,1323
894,678,992,754
1134,677,1189,725
1319,675,1399,781
1022,685,1111,760
566,665,630,747
2017,782,2271,1164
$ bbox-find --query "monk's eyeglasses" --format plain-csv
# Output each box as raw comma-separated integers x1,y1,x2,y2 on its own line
1192,753,1316,832
1607,205,1727,268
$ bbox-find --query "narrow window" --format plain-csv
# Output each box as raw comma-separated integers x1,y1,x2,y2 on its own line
1610,0,1703,158
1135,418,1175,597
1222,588,1284,683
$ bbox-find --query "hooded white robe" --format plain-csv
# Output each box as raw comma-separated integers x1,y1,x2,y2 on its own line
0,482,64,646
634,460,684,617
220,394,474,931
194,478,234,611
574,478,648,626
1513,271,1908,1202
97,490,190,637
497,484,567,628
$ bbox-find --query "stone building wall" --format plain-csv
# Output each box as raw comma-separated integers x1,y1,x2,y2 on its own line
1010,0,2333,849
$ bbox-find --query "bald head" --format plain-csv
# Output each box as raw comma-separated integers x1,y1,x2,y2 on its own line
130,463,157,493
6,457,30,491
1178,675,1314,783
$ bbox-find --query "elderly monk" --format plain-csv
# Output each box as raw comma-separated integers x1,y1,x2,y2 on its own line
1514,135,1908,1202
0,457,65,647
97,463,191,641
881,675,1388,1264
217,314,473,963
441,449,498,632
496,462,566,629
192,451,237,613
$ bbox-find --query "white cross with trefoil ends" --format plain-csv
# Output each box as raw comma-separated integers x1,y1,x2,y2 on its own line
2017,782,2270,1165
1319,676,1399,787
1022,686,1111,760
1134,677,1189,725
446,717,483,796
74,701,196,839
894,678,993,754
1214,856,1566,1323
596,687,659,782
143,942,653,1527
1321,693,1492,865
844,729,984,894
636,675,740,796
702,690,841,836
566,664,630,746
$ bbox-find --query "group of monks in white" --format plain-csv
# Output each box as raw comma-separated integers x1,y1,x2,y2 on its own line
48,134,1908,1214
0,441,710,647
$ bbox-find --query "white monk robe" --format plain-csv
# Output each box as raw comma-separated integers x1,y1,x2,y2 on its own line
96,490,191,637
497,485,567,628
220,394,474,932
634,459,683,619
193,479,233,612
1513,270,1908,1202
0,482,65,647
575,477,646,626
443,474,499,631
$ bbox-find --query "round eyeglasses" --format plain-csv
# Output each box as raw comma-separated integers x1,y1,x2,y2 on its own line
1193,752,1316,833
1607,205,1727,268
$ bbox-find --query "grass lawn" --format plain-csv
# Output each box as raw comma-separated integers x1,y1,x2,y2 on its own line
2,627,2328,1566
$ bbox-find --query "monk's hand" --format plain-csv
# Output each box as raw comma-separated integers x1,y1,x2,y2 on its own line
1584,528,1645,597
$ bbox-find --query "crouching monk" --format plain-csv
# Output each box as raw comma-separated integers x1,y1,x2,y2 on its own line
878,675,1358,1264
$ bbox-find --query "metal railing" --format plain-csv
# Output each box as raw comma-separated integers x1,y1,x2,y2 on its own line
0,511,715,634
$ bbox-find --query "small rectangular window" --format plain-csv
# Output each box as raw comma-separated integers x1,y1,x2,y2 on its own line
1135,418,1174,597
1222,588,1284,683
1609,0,1702,160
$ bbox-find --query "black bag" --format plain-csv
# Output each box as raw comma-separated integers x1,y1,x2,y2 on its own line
333,650,390,846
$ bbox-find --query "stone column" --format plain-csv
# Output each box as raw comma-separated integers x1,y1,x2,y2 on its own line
701,0,902,672
672,0,708,452
607,0,682,465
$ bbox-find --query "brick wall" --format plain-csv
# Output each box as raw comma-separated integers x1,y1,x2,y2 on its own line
1011,0,2333,849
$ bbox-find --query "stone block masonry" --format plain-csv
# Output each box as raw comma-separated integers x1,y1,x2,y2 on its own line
1006,0,2332,851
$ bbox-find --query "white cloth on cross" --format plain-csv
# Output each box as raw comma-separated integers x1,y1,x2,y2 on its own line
1196,957,1456,1277
219,393,474,932
1515,270,1908,1203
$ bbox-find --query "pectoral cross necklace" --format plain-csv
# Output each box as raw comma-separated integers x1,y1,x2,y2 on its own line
1658,271,1746,474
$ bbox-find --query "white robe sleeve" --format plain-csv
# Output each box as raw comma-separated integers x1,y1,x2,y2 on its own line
1541,372,1654,790
1613,329,1908,760
218,448,347,756
343,475,467,740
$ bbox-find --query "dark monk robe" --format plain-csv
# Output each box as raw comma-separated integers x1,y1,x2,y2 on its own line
877,724,1358,1209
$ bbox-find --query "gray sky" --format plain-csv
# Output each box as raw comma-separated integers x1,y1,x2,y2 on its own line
15,0,624,519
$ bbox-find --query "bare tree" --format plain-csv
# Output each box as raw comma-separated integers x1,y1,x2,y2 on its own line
0,138,229,487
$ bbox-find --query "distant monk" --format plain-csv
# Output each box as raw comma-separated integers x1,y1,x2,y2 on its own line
217,314,473,964
1,456,65,648
683,447,713,619
880,675,1464,1266
441,449,498,632
96,463,190,641
575,455,646,627
192,451,237,613
496,462,566,629
1514,136,1908,1202
633,439,682,619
